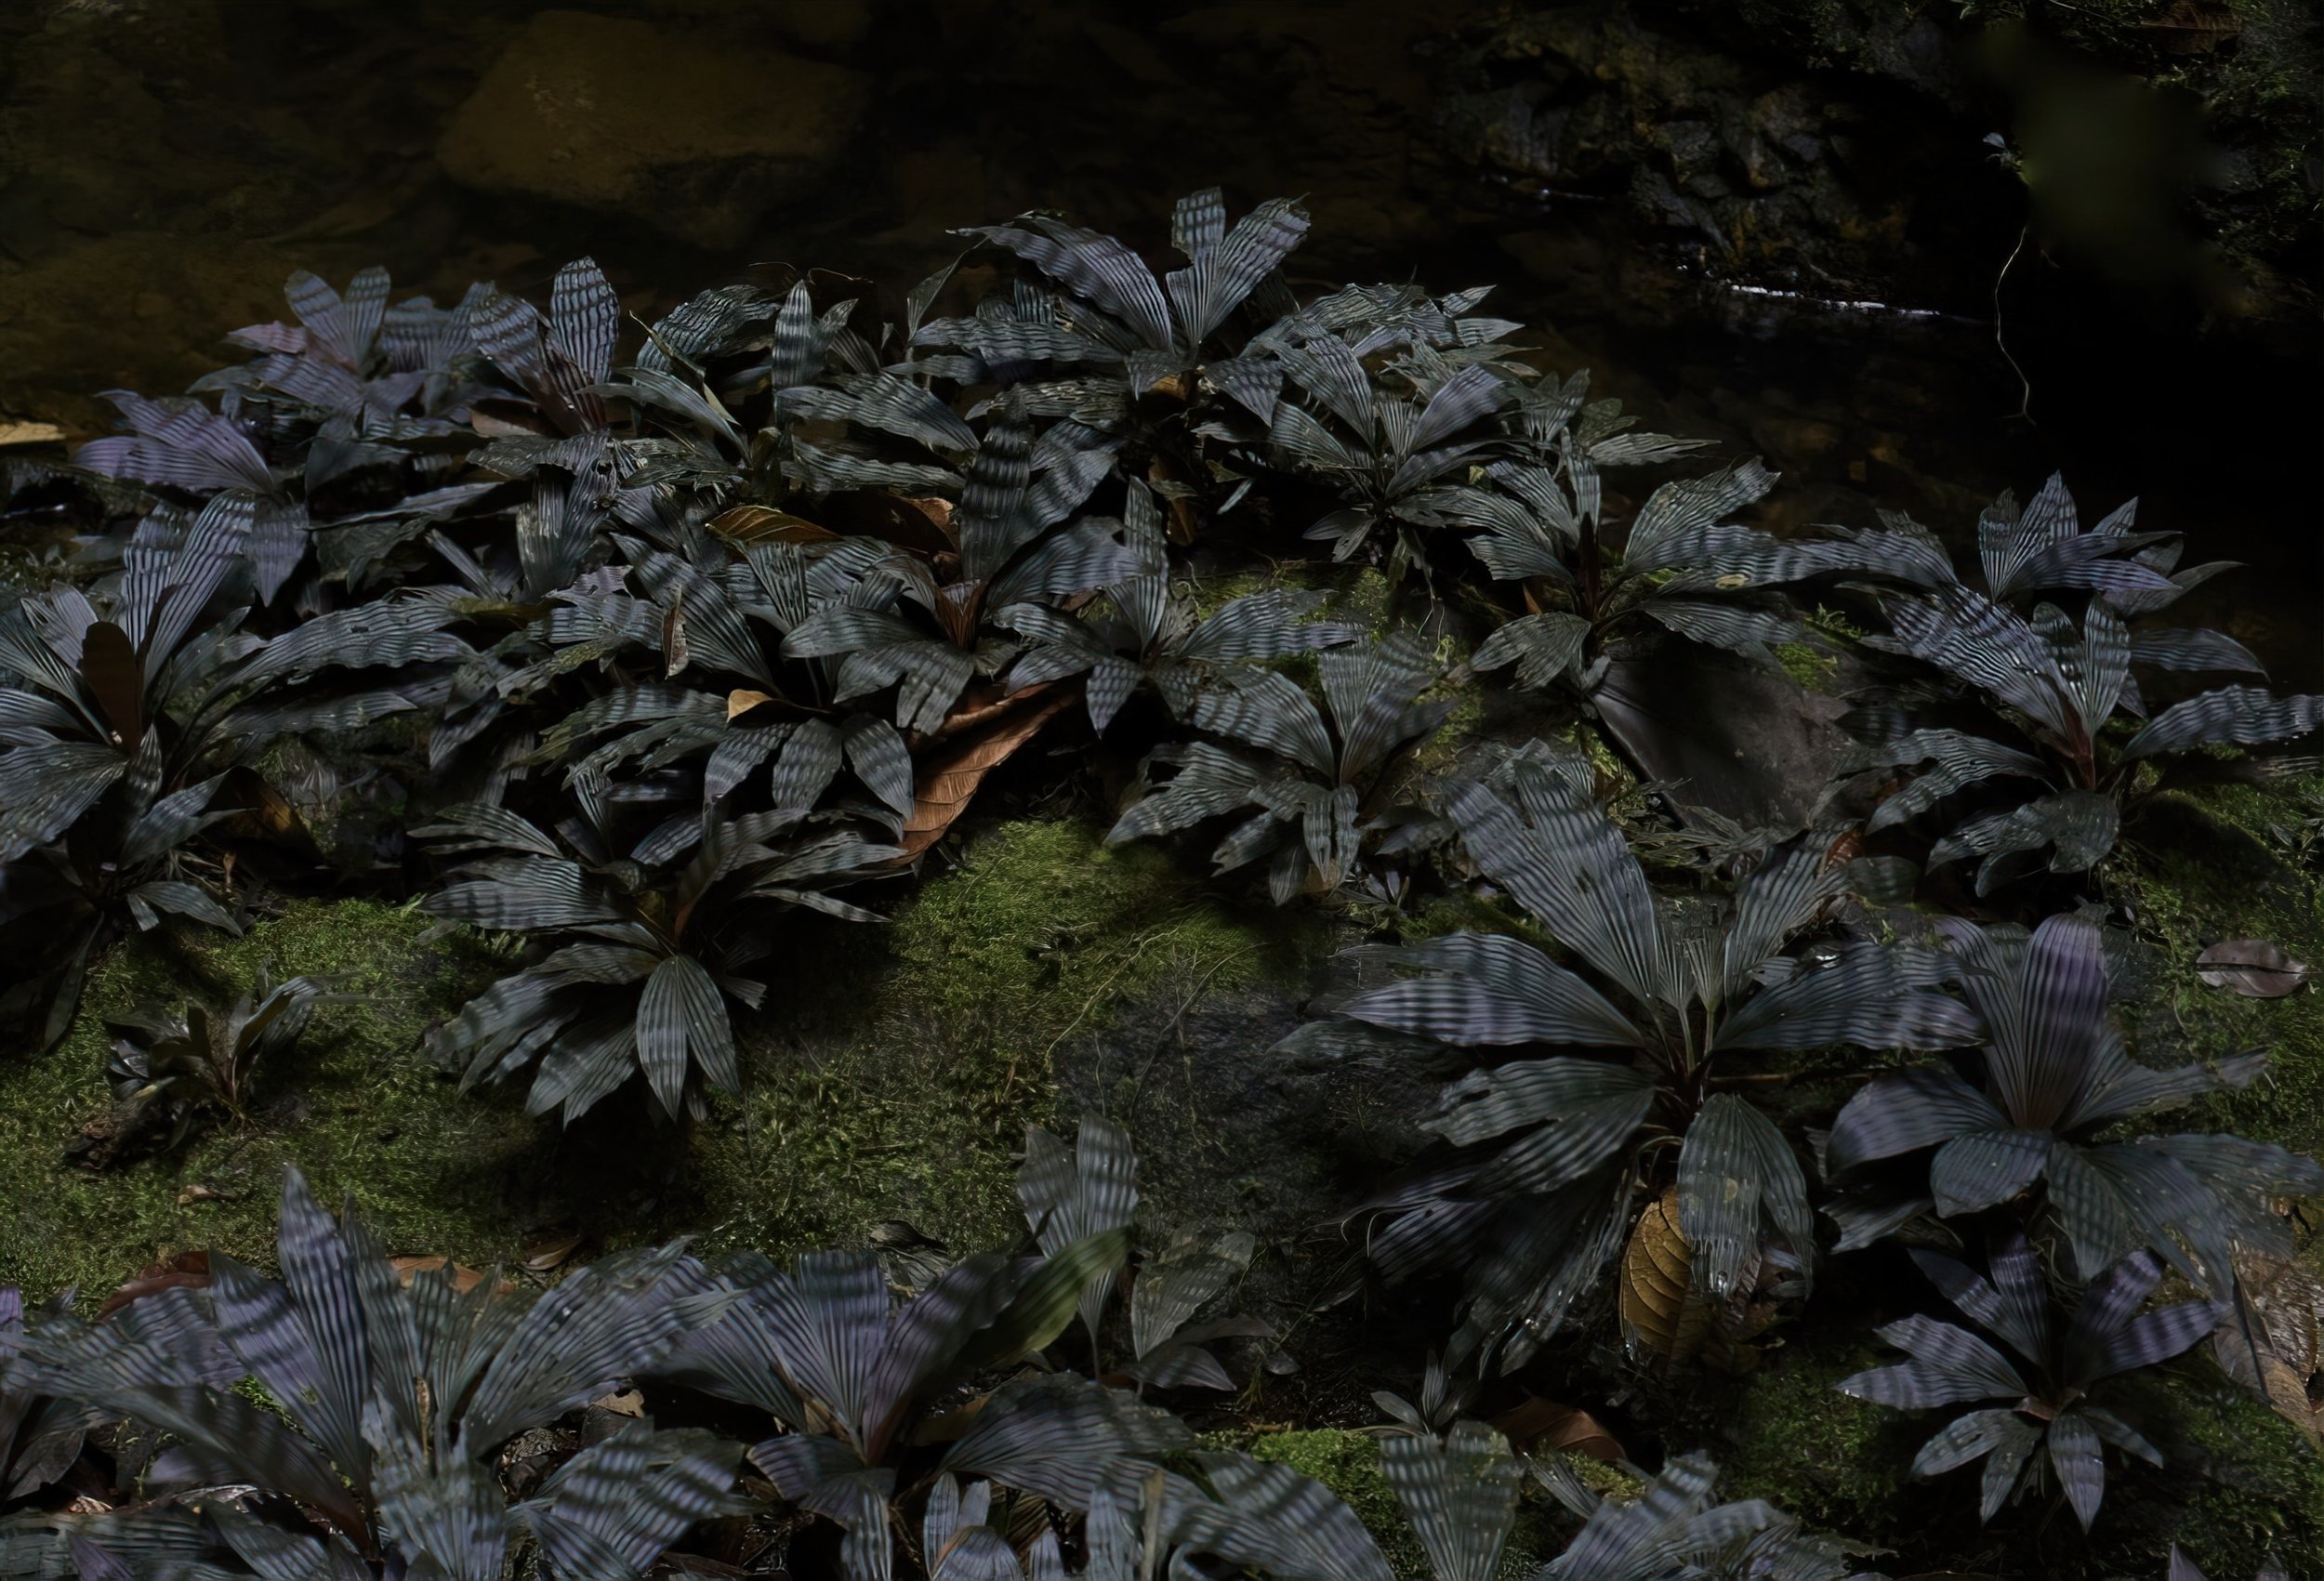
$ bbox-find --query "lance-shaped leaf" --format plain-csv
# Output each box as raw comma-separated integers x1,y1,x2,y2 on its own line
1473,612,1591,690
938,1374,1190,1509
2119,686,2324,759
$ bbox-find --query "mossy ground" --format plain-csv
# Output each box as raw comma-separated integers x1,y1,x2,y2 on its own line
1714,1345,1920,1541
2115,773,2324,1158
2164,1382,2324,1581
0,896,537,1298
701,817,1309,1259
0,817,1302,1300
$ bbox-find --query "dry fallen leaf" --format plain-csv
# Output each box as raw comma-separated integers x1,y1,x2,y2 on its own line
1620,1187,1709,1370
523,1232,583,1272
0,420,68,447
909,1394,991,1446
1490,1395,1626,1463
2140,0,2241,53
97,1250,211,1320
708,504,839,546
2197,939,2309,998
811,490,955,554
468,400,554,439
1618,1186,1777,1374
662,588,692,678
726,688,782,721
2212,1245,2324,1435
390,1255,501,1295
883,689,1075,866
589,1387,646,1417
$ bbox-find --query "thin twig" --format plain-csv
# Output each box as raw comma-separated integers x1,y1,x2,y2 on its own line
1995,223,2034,424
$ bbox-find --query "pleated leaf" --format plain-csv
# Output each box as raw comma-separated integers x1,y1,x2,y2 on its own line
938,1373,1190,1509
1337,932,1646,1049
2119,686,2324,759
1380,1421,1522,1581
518,1423,743,1580
1473,612,1591,691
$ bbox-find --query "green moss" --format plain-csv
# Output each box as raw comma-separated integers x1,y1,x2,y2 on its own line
1243,1429,1430,1576
1183,569,1274,624
1405,666,1484,785
1333,567,1397,638
1575,719,1639,798
1771,641,1835,692
1772,605,1862,693
690,818,1319,1261
0,819,1314,1299
2168,1385,2324,1581
2115,774,2324,1159
1717,1348,1918,1538
0,898,546,1298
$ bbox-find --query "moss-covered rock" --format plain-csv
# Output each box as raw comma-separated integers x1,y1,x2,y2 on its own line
434,9,870,251
1247,1429,1431,1576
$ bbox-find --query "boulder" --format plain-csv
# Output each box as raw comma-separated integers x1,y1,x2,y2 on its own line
435,9,869,251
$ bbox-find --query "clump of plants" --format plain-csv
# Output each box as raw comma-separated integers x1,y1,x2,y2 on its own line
1,181,2319,1578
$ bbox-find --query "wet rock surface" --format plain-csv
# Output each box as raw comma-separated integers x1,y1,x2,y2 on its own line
435,9,871,250
1433,5,2000,309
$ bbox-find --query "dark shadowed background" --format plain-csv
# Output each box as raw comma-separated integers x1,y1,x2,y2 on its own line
1,0,2317,677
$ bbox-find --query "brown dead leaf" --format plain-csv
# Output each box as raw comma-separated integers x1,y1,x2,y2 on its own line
1818,828,1868,874
97,1251,211,1320
0,420,67,447
77,622,145,753
1620,1188,1709,1370
2197,939,2309,997
1618,1187,1777,1374
882,690,1076,867
212,763,323,863
708,504,840,546
469,399,555,439
726,689,783,721
523,1232,583,1272
1490,1395,1626,1462
1146,459,1201,545
812,490,956,554
909,1394,991,1446
2140,0,2240,52
928,683,1046,742
390,1255,505,1295
662,588,692,678
2213,1246,2324,1434
588,1387,646,1417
